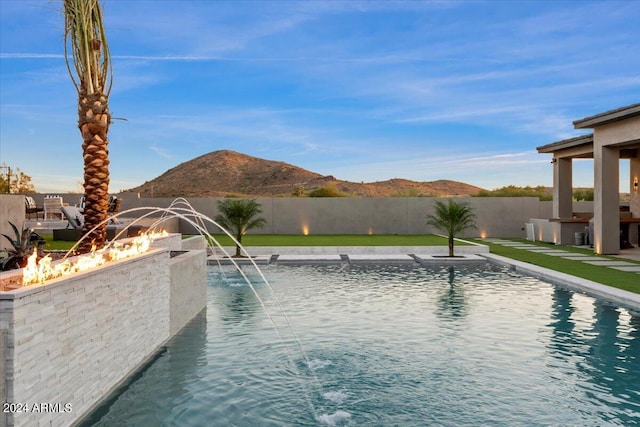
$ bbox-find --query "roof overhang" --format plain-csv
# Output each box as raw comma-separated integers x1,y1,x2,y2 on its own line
574,103,640,129
536,133,593,154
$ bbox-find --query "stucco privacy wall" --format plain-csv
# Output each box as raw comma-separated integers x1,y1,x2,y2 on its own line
0,195,25,245
117,195,552,238
7,195,591,238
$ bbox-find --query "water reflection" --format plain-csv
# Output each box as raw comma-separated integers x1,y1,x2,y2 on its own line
80,309,208,426
78,265,640,426
548,290,640,424
225,288,259,319
213,273,263,327
548,288,579,356
436,267,468,320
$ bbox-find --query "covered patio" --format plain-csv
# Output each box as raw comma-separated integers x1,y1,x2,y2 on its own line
537,103,640,255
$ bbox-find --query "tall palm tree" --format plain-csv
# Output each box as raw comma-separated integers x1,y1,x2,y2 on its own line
64,0,112,252
214,199,267,257
426,199,476,257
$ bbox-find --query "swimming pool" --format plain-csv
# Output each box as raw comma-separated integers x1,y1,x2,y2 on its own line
81,263,640,426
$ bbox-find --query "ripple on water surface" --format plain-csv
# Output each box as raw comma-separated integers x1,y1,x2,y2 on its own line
82,263,640,426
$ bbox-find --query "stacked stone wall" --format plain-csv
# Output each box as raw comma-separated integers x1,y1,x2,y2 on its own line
1,249,170,427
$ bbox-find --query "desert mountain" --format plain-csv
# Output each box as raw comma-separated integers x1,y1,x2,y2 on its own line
125,150,484,198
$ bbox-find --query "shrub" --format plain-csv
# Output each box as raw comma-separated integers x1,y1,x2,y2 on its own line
573,188,594,201
474,185,551,201
291,185,305,197
308,183,346,197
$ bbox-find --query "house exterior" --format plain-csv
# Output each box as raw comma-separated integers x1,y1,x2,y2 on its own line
537,104,640,254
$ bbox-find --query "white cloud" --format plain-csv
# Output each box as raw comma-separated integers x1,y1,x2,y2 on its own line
0,53,63,59
2,0,639,192
148,145,172,160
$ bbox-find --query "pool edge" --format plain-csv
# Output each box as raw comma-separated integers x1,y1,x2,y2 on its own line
482,253,640,311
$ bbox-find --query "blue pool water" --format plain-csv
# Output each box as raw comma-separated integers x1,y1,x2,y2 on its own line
82,263,640,426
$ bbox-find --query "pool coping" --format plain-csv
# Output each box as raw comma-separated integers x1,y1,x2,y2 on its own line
207,250,640,311
205,237,640,311
209,242,489,256
482,253,640,311
207,253,488,266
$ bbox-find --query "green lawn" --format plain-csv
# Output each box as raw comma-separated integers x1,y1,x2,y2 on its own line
206,234,460,246
40,235,77,251
39,234,458,252
476,238,640,294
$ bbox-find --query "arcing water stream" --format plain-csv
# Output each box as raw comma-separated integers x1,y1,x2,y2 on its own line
20,198,328,422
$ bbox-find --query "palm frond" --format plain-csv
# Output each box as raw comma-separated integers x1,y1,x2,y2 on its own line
426,200,476,256
63,0,112,96
215,199,267,236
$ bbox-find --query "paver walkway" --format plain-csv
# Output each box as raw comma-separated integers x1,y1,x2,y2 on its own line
485,238,640,275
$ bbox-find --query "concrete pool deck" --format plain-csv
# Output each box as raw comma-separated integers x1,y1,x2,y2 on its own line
483,238,640,275
208,253,488,266
483,253,640,310
481,238,640,311
206,242,489,266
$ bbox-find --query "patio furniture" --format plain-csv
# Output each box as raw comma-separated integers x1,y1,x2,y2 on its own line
108,196,122,224
25,196,44,219
56,206,131,241
44,196,65,220
61,206,85,230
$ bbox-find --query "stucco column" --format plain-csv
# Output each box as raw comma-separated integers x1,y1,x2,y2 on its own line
553,157,573,218
593,145,620,254
629,156,640,245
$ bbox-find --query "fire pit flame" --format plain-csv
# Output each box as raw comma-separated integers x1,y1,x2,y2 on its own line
21,231,168,286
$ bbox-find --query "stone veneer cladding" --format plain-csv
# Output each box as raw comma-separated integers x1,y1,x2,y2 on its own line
169,250,207,336
1,248,172,427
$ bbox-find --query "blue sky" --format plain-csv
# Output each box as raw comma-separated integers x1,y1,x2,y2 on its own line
1,0,639,193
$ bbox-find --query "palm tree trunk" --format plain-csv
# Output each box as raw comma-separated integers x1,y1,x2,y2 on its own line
78,90,110,252
448,235,454,257
235,232,243,257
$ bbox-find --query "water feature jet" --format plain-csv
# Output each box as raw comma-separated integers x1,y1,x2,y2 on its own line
0,200,325,426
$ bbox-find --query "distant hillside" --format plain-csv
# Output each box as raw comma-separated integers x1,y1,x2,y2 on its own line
125,150,484,198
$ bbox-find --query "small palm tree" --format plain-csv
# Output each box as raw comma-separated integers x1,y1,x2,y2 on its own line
64,0,112,252
426,199,476,257
214,199,267,257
